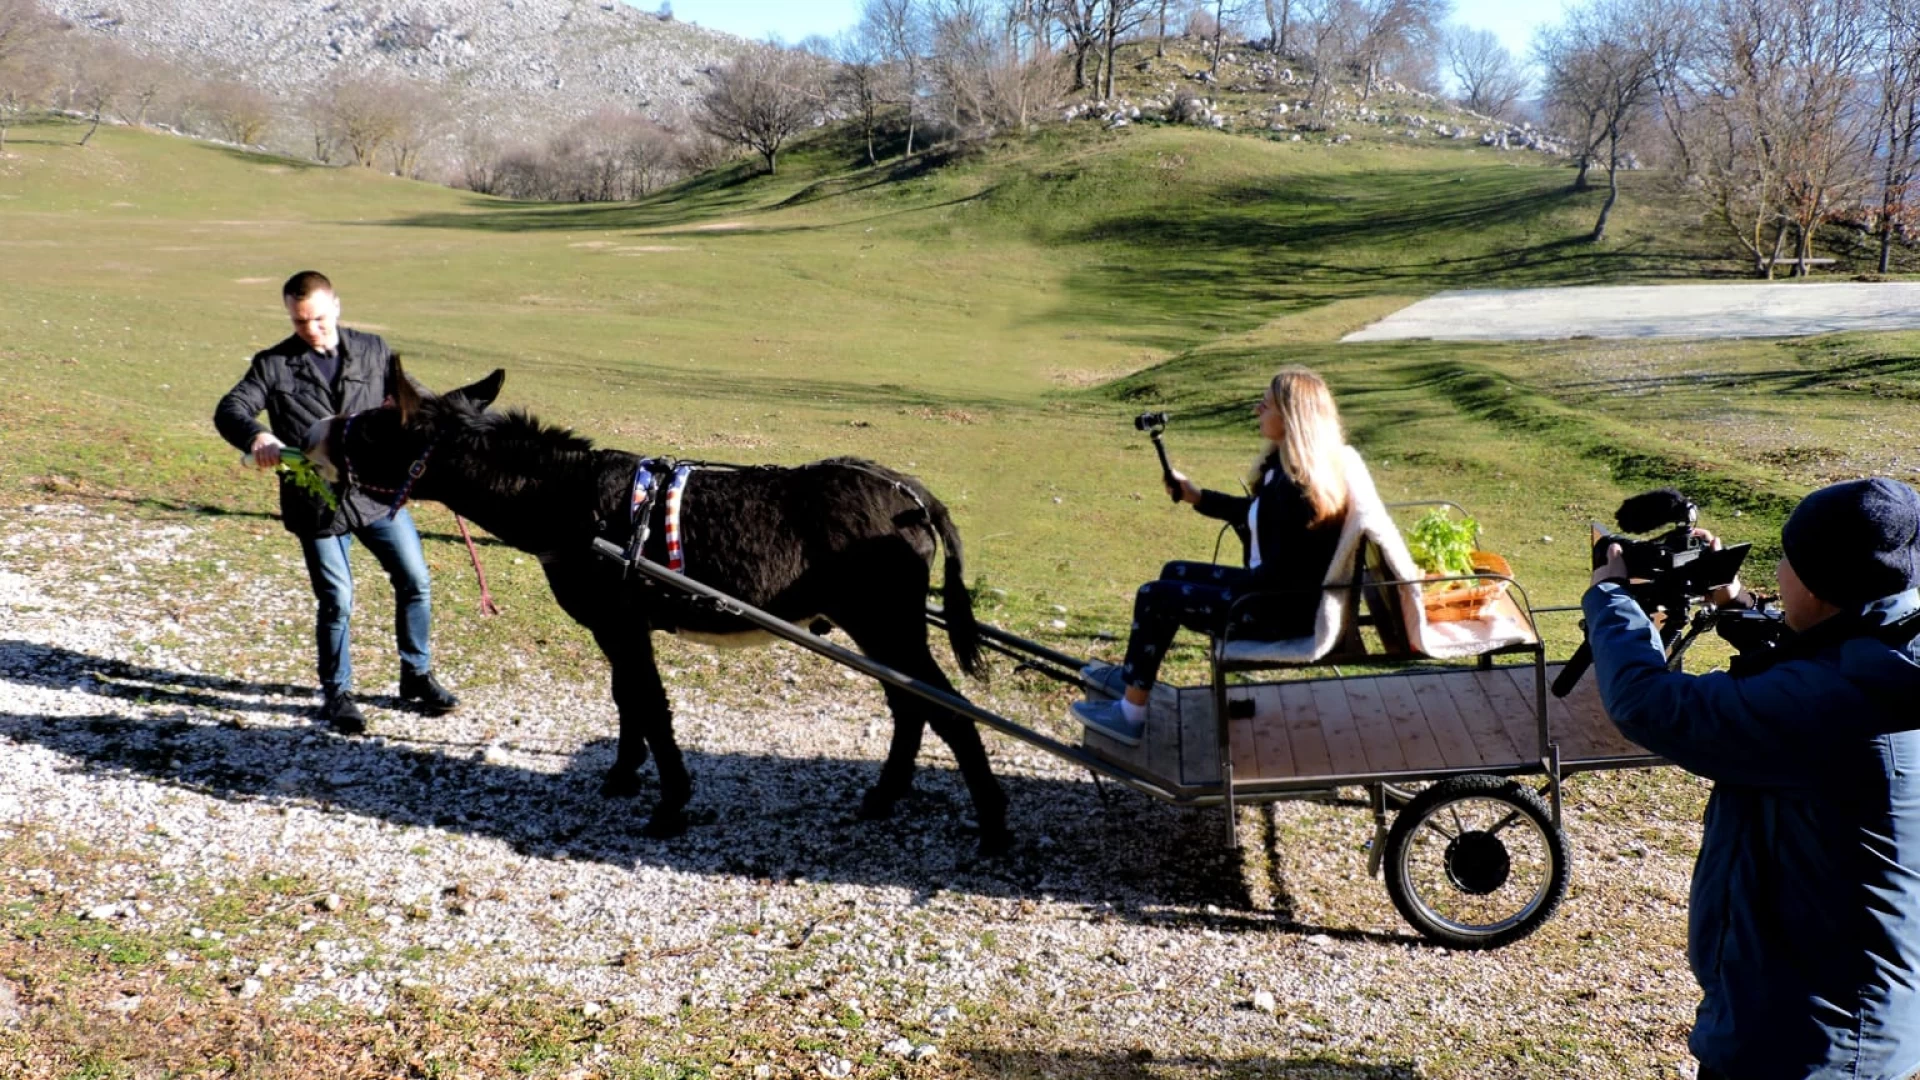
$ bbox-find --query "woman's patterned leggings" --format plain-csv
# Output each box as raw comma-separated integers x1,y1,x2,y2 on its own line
1120,561,1310,690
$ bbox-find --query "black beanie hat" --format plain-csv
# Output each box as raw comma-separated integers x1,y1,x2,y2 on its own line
1781,478,1920,608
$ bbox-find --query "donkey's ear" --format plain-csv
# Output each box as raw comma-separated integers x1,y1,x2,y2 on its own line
390,353,422,424
447,370,506,412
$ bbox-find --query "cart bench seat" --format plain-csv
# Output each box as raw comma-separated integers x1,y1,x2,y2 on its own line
1084,663,1657,796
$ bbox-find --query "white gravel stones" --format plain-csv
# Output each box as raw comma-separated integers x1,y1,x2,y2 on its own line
0,501,1707,1070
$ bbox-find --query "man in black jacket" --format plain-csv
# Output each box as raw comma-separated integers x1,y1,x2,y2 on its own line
215,271,457,732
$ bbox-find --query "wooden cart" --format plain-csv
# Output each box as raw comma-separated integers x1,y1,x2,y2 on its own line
600,510,1663,950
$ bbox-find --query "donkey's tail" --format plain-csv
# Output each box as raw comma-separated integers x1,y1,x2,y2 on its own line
923,491,983,679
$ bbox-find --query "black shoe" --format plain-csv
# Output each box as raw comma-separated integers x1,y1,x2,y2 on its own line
319,693,367,735
399,671,459,715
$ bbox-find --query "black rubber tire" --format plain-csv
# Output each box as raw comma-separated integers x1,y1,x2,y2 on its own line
1383,774,1569,949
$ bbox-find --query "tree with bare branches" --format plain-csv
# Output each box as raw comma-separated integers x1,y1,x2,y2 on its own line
1346,0,1450,99
925,0,1060,134
1264,0,1293,55
1099,0,1154,99
201,77,276,147
1053,0,1104,94
1445,24,1526,118
1670,0,1876,275
67,38,137,147
1537,0,1679,241
830,28,887,165
1871,0,1920,272
0,0,60,151
696,47,822,174
863,0,926,156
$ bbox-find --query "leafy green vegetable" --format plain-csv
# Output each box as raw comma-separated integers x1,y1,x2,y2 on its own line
1406,507,1479,581
276,448,340,511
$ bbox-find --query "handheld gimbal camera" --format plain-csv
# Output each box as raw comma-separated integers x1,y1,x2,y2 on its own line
1134,412,1179,503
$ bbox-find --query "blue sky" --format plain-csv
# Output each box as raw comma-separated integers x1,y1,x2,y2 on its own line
660,0,1572,65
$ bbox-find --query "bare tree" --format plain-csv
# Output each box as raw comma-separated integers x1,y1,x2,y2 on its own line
1101,0,1154,98
309,75,411,166
831,28,887,165
1346,0,1450,98
917,0,1059,132
68,38,134,146
863,0,926,156
382,79,452,178
1053,0,1104,93
1264,0,1292,55
201,77,276,146
114,51,174,128
1673,0,1876,275
1538,0,1679,241
0,0,60,151
1208,0,1243,75
1445,24,1526,118
695,46,822,174
1155,0,1171,57
1871,0,1920,271
1297,0,1361,113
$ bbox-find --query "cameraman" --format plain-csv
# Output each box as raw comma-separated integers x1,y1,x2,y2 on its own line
1584,478,1920,1080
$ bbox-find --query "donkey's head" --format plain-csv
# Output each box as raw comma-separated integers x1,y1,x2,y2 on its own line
303,358,505,504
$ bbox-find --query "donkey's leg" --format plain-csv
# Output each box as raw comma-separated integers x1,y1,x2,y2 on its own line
860,683,927,819
839,611,1010,855
590,625,692,838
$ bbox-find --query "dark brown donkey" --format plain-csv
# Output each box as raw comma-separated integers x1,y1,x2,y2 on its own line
304,366,1007,853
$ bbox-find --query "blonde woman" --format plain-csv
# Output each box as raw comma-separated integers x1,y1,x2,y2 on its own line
1076,368,1352,745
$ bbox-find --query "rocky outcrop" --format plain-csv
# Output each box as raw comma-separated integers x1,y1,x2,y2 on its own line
46,0,749,126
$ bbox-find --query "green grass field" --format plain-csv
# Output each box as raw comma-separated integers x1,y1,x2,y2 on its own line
3,102,1920,1078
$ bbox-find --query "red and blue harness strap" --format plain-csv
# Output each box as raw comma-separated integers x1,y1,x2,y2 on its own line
627,459,694,572
662,464,692,572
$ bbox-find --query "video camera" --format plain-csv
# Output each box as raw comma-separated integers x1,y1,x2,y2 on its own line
1551,489,1757,697
1588,489,1751,602
1132,411,1180,502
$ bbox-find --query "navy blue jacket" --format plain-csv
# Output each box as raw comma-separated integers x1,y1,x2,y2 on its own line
1584,582,1920,1080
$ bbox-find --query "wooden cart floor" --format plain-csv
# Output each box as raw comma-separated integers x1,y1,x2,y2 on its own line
1083,663,1658,792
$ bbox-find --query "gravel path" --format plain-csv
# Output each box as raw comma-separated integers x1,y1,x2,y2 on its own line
1342,282,1920,342
0,500,1708,1076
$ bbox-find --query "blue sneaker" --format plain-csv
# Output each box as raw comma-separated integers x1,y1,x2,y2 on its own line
1072,698,1145,747
1081,663,1177,709
1081,662,1128,699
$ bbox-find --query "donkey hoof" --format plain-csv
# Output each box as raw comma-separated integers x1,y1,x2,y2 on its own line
976,826,1013,858
643,808,690,839
599,769,643,799
857,788,901,821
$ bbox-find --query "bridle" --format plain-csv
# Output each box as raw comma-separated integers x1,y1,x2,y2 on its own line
338,409,435,520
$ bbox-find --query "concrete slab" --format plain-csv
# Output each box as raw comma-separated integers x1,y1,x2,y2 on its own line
1341,282,1920,342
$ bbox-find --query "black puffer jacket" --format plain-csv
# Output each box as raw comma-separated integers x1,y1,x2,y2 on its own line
214,326,397,537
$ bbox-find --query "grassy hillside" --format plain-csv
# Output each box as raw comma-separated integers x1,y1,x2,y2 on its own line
6,112,1917,665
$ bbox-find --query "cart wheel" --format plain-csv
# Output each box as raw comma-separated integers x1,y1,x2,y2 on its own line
1383,774,1568,949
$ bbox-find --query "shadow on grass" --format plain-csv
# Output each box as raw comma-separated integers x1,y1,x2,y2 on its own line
212,146,328,171
949,1049,1422,1079
0,639,1436,940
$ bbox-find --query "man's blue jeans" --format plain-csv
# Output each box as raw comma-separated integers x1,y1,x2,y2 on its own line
298,508,432,698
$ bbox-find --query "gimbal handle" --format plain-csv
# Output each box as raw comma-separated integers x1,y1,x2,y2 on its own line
1148,429,1179,503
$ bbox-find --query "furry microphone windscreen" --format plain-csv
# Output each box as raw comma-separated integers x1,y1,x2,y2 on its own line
1615,488,1696,534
